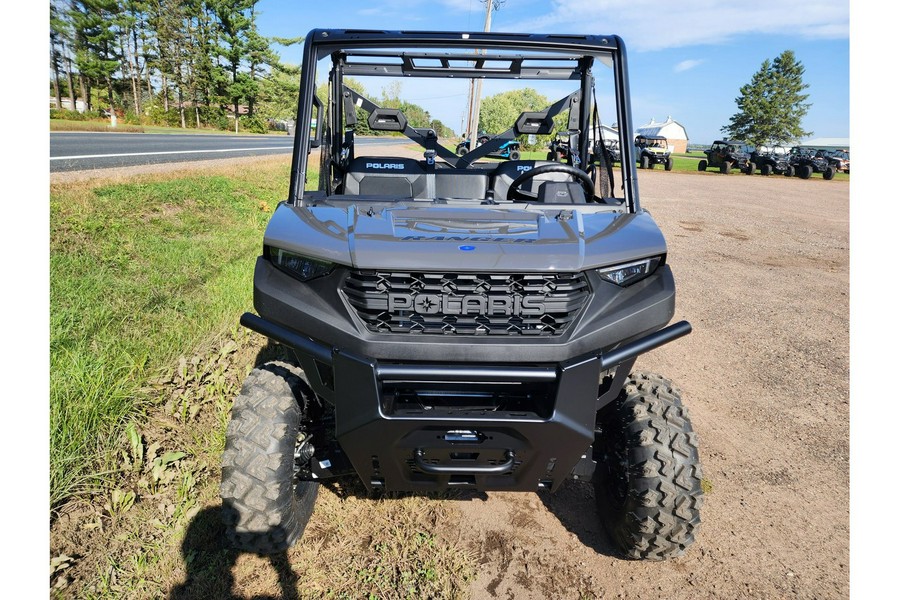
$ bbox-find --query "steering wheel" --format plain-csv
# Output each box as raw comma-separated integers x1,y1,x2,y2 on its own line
506,163,595,202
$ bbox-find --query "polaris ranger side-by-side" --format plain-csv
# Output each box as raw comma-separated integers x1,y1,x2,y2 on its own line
634,134,674,171
220,29,703,562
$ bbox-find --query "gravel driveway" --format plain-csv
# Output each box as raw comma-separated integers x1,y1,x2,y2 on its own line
458,169,850,599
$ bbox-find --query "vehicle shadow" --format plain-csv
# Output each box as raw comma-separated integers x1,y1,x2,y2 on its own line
168,505,299,600
322,475,622,559
318,476,489,503
537,479,621,559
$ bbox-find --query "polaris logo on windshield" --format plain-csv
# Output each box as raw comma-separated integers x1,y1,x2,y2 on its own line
387,293,546,316
366,162,405,170
516,165,533,172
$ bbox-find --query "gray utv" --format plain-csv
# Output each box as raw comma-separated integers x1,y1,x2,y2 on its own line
220,29,703,562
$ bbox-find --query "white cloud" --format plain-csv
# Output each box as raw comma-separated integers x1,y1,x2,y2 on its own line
674,59,704,73
503,1,849,51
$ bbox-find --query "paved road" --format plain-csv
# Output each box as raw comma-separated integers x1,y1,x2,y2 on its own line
49,132,406,172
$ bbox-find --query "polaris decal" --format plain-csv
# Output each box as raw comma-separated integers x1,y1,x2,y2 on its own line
365,162,405,170
401,235,535,243
387,293,546,316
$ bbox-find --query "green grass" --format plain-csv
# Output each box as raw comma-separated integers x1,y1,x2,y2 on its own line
50,119,287,136
49,159,310,509
50,119,145,133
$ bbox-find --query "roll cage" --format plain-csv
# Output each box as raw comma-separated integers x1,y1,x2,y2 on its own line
288,30,640,211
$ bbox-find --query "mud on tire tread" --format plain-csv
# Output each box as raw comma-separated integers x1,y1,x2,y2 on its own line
220,360,319,554
594,372,703,561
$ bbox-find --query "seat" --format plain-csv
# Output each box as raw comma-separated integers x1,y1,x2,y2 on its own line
343,157,427,198
433,169,490,199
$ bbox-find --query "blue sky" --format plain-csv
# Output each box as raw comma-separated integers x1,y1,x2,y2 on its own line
255,0,849,144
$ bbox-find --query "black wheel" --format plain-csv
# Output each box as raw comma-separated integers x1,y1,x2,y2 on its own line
508,150,521,161
799,165,813,179
664,157,673,171
744,162,756,175
698,160,707,172
455,143,467,156
594,373,703,560
761,164,773,176
220,361,319,554
721,161,732,174
547,151,557,161
823,166,836,180
784,166,794,177
640,155,650,169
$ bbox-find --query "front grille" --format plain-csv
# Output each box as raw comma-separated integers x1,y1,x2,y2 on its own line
344,271,590,335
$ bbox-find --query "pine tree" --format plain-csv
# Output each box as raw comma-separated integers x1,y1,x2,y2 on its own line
71,0,123,113
722,50,811,146
50,2,67,108
209,0,254,130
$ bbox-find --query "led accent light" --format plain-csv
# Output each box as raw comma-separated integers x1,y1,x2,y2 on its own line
269,247,334,281
597,256,662,286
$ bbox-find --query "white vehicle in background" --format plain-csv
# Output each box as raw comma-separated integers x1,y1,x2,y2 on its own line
634,134,674,170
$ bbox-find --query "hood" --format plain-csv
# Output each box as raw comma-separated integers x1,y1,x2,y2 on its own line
264,204,667,272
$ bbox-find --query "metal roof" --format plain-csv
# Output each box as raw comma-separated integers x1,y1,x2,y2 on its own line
635,116,688,140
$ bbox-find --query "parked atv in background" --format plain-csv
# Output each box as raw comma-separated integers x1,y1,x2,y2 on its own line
788,147,836,180
547,136,571,162
751,146,794,177
699,140,755,174
634,135,674,170
826,149,849,174
456,134,521,160
600,139,621,164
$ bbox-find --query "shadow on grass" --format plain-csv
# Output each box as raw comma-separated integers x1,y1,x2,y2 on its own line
168,506,299,600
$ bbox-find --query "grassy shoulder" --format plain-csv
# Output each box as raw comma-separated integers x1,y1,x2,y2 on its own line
50,159,293,508
51,119,146,133
50,119,289,136
50,159,476,598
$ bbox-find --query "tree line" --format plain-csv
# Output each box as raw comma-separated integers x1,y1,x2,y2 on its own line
331,78,455,139
49,0,302,132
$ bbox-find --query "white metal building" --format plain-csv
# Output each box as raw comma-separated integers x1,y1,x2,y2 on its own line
799,137,850,151
635,117,689,153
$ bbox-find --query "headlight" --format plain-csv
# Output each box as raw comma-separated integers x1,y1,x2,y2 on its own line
597,256,662,286
268,246,334,281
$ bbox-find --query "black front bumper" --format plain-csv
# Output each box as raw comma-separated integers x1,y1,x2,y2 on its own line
241,312,690,493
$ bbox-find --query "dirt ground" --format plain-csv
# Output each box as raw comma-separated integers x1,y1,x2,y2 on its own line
454,170,850,599
51,152,849,599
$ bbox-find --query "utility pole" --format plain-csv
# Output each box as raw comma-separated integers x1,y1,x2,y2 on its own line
465,0,504,150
